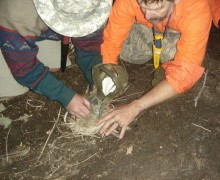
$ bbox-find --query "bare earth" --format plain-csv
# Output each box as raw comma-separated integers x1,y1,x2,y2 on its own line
0,26,219,180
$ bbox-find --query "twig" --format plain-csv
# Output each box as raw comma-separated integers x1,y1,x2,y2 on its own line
72,152,98,166
194,70,209,107
35,107,61,164
6,126,12,162
26,99,45,111
192,123,211,132
63,112,68,123
109,160,116,165
46,161,67,179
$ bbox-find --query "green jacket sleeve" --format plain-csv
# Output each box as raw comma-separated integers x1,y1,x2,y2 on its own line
33,72,76,108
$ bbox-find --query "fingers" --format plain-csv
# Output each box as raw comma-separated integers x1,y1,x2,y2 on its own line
79,101,90,117
119,126,127,139
66,94,91,118
96,103,136,139
99,117,115,135
74,112,84,119
105,122,119,136
69,104,90,118
77,108,89,118
100,121,127,139
83,98,91,110
96,111,120,137
97,112,127,139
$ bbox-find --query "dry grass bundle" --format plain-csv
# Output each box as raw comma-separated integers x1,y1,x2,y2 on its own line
61,87,140,138
62,108,112,137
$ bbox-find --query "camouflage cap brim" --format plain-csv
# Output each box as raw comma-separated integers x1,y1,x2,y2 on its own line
33,0,113,37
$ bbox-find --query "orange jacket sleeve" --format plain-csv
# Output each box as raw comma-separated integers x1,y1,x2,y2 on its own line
101,0,212,93
209,0,220,28
162,0,212,93
101,0,137,64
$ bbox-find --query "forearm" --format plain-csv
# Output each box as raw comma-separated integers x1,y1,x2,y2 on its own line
0,27,75,107
133,80,178,113
33,72,76,107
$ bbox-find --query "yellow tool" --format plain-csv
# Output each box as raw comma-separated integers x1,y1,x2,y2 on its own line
153,34,163,69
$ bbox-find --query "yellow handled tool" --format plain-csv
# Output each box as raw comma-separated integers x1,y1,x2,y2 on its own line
153,34,163,69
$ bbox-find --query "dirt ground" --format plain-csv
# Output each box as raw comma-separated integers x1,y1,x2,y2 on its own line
0,25,220,180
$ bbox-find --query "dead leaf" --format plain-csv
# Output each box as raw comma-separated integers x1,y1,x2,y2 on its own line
0,103,6,112
0,116,12,129
126,145,133,155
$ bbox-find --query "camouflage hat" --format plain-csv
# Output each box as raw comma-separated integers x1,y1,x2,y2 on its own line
33,0,113,37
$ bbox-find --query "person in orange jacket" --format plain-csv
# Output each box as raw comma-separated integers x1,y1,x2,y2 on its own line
209,0,220,28
96,0,212,138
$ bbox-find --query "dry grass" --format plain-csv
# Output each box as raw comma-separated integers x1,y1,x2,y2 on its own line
62,108,113,138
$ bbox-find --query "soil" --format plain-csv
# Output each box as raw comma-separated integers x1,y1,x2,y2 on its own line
0,25,220,180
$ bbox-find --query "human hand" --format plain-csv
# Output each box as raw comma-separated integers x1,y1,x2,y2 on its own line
66,94,91,118
96,100,143,139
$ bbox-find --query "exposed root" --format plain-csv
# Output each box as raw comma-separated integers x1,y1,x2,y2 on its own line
5,127,11,162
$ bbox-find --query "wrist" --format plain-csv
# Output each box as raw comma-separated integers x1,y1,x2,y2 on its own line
131,99,147,114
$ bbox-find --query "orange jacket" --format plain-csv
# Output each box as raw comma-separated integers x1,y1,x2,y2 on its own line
209,0,220,27
101,0,212,93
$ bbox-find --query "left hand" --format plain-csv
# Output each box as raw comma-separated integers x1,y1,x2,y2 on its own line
66,94,91,118
96,100,143,139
